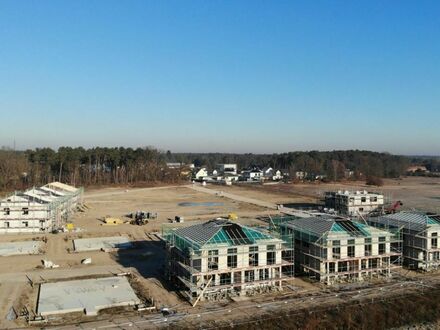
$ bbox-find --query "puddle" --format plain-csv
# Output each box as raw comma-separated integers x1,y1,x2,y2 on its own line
178,202,224,207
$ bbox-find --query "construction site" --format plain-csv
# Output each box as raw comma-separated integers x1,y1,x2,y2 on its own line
0,177,439,329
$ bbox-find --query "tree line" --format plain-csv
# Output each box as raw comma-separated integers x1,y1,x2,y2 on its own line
170,150,410,181
0,147,412,192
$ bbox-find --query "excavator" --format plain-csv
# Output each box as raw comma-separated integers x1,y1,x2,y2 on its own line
368,200,403,217
385,201,403,214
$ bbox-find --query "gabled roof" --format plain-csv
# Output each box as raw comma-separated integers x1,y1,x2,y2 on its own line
43,182,78,193
281,216,371,237
173,219,275,248
368,212,440,232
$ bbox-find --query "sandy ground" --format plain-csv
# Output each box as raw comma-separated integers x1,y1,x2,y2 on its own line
211,176,440,213
0,177,438,328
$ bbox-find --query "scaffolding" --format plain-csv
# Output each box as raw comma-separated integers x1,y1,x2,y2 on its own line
0,184,83,234
162,219,294,303
366,212,440,271
275,215,402,285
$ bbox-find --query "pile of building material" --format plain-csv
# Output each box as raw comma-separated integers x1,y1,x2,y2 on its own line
73,236,133,252
102,217,126,226
42,260,59,269
37,276,141,316
0,241,44,256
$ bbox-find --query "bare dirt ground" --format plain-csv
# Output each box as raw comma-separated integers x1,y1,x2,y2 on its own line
0,177,438,329
210,176,440,213
0,185,269,328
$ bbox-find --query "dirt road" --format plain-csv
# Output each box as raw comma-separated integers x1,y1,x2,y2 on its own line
189,184,313,217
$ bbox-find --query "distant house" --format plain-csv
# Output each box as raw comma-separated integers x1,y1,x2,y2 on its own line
294,171,307,180
216,164,237,175
262,167,283,181
241,166,264,181
194,167,208,180
166,162,194,169
314,174,327,181
407,165,428,173
344,169,354,179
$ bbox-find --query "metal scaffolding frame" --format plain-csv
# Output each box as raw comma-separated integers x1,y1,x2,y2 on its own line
162,220,295,303
272,214,402,285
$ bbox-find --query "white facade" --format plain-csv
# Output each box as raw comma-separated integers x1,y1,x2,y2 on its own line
194,168,209,179
263,168,283,181
281,217,401,284
216,164,237,175
327,190,384,216
0,182,83,234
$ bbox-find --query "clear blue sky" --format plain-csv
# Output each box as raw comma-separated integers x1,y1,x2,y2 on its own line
0,1,439,155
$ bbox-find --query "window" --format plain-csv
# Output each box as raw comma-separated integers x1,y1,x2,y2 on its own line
365,244,372,256
332,247,340,259
348,246,355,258
208,250,219,270
267,251,276,265
432,233,438,249
328,262,335,273
219,273,231,285
259,268,269,280
267,245,276,251
338,262,348,272
227,255,237,269
361,197,366,203
379,243,386,255
22,221,29,227
244,270,255,283
5,222,10,228
361,259,367,270
4,208,10,215
249,247,259,266
22,208,29,215
379,236,386,242
228,248,237,254
359,208,364,212
370,197,378,202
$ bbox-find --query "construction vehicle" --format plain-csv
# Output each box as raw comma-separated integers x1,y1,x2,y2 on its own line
385,201,403,214
368,201,403,216
128,211,158,226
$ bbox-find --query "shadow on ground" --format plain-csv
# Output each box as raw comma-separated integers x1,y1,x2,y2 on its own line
111,238,179,296
282,202,323,210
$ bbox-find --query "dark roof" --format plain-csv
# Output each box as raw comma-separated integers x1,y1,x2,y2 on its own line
281,216,370,237
173,219,274,247
368,212,440,232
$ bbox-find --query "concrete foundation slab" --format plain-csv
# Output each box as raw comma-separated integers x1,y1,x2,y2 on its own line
73,236,132,252
0,241,43,256
37,276,141,316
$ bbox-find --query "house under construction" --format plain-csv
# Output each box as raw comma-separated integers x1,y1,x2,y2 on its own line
367,211,440,271
278,216,402,284
163,219,294,304
0,182,83,234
